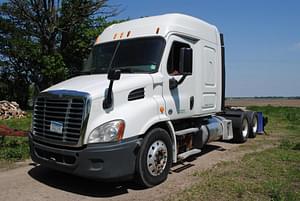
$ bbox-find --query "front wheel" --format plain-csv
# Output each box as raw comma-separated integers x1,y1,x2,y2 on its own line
136,128,173,187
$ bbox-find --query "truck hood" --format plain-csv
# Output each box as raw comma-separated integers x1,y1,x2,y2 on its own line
45,74,153,99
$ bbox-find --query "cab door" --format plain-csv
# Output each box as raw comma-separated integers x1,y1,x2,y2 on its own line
161,35,196,119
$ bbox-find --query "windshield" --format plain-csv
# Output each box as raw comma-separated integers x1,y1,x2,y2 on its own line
82,37,165,74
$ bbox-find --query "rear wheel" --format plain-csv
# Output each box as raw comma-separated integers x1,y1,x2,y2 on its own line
246,111,258,138
136,128,172,187
231,112,250,143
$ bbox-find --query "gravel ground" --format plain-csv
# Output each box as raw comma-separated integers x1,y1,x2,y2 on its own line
0,137,273,201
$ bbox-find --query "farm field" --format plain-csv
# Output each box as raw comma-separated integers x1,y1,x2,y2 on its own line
226,98,300,107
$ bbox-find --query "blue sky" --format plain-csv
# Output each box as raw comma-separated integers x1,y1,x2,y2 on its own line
109,0,300,97
0,0,299,97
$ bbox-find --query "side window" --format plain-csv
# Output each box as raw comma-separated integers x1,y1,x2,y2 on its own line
167,41,190,75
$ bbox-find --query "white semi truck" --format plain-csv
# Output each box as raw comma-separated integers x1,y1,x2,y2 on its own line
29,13,263,187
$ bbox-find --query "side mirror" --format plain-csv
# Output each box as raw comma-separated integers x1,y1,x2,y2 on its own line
108,69,121,80
179,48,192,75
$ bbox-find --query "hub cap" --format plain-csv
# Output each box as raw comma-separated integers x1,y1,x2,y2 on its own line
147,140,168,176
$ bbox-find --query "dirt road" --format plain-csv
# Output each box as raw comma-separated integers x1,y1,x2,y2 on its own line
0,138,271,201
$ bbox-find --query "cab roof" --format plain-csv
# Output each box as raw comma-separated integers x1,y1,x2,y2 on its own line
96,13,220,44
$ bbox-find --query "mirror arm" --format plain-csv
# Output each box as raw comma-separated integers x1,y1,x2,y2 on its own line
103,80,114,109
177,74,187,85
169,74,187,90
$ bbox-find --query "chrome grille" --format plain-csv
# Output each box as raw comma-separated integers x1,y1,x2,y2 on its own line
33,92,88,146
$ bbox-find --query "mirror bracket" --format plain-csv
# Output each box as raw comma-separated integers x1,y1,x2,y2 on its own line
103,69,121,109
169,75,187,90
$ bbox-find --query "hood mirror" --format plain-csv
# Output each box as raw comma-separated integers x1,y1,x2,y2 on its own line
108,69,121,80
103,69,121,109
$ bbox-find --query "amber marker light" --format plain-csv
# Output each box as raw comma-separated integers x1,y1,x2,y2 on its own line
117,120,125,141
156,27,160,34
113,33,118,39
160,106,165,113
96,36,100,43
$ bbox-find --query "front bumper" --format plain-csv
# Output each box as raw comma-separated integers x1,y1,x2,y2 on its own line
29,133,141,181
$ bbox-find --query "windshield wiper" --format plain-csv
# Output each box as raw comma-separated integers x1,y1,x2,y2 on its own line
115,66,134,73
72,68,108,77
78,71,92,75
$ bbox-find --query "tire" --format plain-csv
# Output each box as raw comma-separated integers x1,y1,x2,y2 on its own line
246,111,258,138
136,128,173,187
231,112,250,143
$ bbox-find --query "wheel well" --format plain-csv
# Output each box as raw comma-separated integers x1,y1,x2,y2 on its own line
143,122,173,139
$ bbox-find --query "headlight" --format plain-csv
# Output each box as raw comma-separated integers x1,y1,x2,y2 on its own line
88,120,125,143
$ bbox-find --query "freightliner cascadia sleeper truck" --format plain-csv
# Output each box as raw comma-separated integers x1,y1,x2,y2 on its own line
29,14,263,187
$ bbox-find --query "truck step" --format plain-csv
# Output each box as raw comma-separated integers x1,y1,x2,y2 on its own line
178,148,201,160
175,128,199,136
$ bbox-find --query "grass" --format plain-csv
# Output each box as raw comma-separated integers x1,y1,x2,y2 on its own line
1,106,300,201
0,112,32,164
168,106,300,201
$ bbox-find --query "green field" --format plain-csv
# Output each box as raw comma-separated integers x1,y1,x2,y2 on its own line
168,106,300,201
0,112,31,163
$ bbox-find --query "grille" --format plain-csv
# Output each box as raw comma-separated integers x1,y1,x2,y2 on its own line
33,94,86,146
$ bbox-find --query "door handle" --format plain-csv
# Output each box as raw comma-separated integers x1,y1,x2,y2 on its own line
190,96,194,110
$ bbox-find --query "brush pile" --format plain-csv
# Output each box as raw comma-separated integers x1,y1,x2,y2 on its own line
0,101,27,120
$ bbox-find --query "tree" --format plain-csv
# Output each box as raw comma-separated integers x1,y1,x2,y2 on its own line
0,0,121,108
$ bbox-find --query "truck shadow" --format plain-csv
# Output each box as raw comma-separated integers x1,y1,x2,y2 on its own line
28,166,144,197
171,144,226,172
27,144,225,197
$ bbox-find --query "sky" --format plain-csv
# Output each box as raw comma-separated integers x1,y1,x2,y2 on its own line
108,0,300,97
0,0,299,97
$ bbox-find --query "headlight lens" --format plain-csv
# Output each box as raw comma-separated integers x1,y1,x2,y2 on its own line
88,120,125,143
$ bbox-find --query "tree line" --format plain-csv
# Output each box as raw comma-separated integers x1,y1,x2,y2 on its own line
0,0,123,108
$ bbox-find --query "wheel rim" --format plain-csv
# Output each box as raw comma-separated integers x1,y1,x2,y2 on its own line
147,140,168,176
252,116,258,133
242,118,248,138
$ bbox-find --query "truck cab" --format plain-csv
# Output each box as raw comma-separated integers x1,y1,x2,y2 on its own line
29,13,258,187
